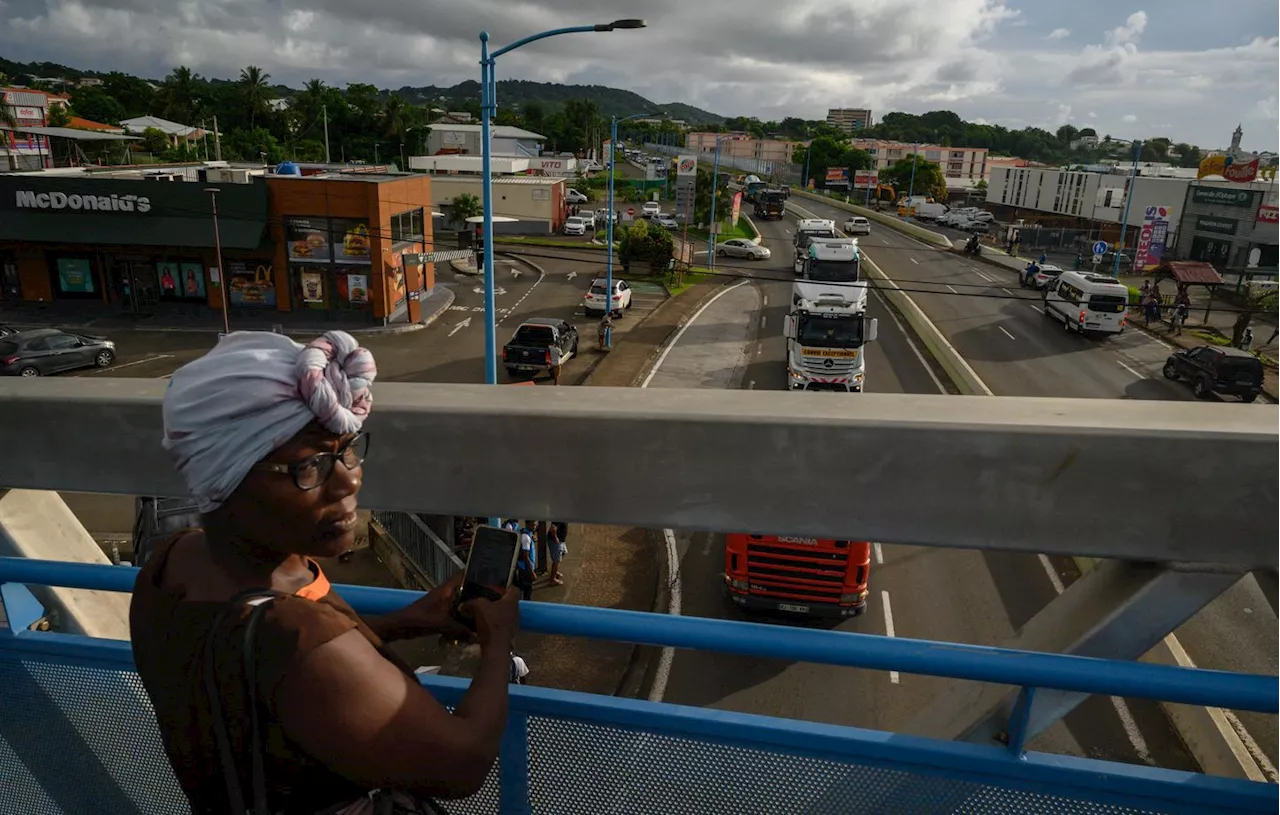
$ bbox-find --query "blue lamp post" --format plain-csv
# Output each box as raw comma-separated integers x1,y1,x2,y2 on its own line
604,112,649,349
707,134,728,272
905,143,919,222
479,19,646,383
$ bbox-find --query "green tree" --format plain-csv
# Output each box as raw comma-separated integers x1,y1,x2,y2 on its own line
619,218,674,270
68,86,125,124
140,126,169,154
159,66,201,124
238,65,272,132
101,71,156,117
1176,144,1202,169
1056,125,1079,145
791,135,871,187
693,166,731,226
881,156,947,201
46,104,71,127
451,193,483,226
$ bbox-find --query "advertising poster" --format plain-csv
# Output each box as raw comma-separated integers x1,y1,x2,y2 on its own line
825,168,850,187
730,191,743,227
1134,206,1172,271
389,266,406,305
300,269,325,303
286,218,332,262
157,261,179,297
226,260,276,306
179,261,206,300
347,273,369,304
853,170,879,189
57,257,95,293
332,218,373,263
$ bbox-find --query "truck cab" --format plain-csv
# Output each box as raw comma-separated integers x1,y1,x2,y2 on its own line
753,189,786,221
788,240,877,392
792,219,837,274
724,533,872,617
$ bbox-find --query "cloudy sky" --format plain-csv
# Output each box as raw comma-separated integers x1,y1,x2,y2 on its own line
1,0,1276,150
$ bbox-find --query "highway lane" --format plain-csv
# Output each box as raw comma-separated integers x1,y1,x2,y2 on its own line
789,196,1275,772
655,212,1188,767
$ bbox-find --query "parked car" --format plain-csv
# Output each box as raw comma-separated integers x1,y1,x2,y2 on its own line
566,188,589,204
563,216,588,236
716,239,771,260
0,328,116,377
583,278,633,317
843,217,872,235
1020,264,1064,289
642,201,661,218
1163,345,1264,402
579,210,596,229
654,215,679,229
502,318,579,379
1100,250,1134,270
955,218,990,234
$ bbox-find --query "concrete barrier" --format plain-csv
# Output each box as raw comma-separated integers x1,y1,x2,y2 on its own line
742,213,763,245
790,188,953,248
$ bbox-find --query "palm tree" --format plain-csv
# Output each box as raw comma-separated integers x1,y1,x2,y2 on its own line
239,65,271,131
1,104,17,172
382,95,408,142
161,66,200,125
451,193,483,226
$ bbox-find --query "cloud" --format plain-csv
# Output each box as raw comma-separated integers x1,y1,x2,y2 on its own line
1251,96,1278,120
1047,28,1070,40
1054,103,1072,126
1122,114,1138,123
1088,111,1098,119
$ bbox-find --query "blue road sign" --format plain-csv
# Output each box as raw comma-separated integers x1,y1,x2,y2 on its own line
1092,240,1109,255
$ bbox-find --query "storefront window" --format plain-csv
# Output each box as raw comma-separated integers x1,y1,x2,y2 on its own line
331,218,373,264
55,257,96,295
391,209,424,244
157,261,206,301
226,260,277,307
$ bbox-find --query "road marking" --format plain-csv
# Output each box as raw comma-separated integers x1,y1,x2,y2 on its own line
874,542,884,565
998,326,1016,341
1118,360,1144,379
447,317,471,338
495,259,546,326
1001,287,1013,296
1037,554,1065,594
869,288,948,395
566,271,578,280
881,238,891,245
642,279,750,703
945,284,958,294
1030,305,1044,314
909,257,918,265
82,354,174,374
973,270,994,283
881,590,899,684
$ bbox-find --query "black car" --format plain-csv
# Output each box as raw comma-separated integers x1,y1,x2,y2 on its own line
0,328,116,377
502,317,578,379
1162,345,1264,402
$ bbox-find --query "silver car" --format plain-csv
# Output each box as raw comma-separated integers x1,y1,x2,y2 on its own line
716,238,771,260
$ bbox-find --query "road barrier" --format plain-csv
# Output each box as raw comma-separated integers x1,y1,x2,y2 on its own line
789,188,953,248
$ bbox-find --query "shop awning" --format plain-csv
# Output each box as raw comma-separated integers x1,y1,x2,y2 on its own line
0,211,266,249
0,124,139,141
1153,261,1225,286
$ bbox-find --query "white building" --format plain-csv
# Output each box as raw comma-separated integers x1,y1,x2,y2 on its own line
425,124,545,158
826,108,873,135
120,115,205,147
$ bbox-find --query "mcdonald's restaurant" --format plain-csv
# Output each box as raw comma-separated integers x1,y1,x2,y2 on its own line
0,171,436,325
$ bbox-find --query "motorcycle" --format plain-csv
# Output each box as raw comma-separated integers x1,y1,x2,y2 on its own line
963,237,982,256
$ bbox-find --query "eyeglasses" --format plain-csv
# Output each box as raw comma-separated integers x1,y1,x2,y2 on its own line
255,432,371,491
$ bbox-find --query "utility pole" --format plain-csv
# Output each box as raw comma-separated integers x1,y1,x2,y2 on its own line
204,188,230,336
905,143,919,222
1114,140,1143,277
211,115,222,161
323,104,331,164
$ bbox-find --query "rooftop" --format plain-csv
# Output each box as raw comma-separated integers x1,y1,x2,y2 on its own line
119,115,201,137
429,123,546,140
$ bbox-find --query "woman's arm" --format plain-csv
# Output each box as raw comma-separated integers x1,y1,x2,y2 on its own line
364,572,470,643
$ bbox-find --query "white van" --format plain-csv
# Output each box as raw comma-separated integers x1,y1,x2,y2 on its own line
1043,271,1130,335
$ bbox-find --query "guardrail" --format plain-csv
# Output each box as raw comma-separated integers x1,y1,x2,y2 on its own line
1,557,1275,814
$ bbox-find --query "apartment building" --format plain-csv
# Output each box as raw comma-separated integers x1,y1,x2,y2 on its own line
826,108,873,135
684,132,805,166
851,139,989,187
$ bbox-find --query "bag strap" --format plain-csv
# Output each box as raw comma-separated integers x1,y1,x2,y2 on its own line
203,588,281,815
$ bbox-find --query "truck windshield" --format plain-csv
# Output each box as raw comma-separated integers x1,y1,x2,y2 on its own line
808,258,860,282
795,230,835,247
798,314,865,347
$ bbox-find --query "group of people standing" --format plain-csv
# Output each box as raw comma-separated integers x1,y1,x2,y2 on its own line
1139,280,1192,334
502,520,569,600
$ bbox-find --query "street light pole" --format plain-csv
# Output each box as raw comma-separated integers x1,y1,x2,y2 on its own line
905,143,919,222
708,135,725,272
1114,140,1143,278
605,112,648,350
203,187,230,336
479,19,646,383
802,143,812,189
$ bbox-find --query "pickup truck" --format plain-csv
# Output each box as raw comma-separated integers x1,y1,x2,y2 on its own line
502,317,579,379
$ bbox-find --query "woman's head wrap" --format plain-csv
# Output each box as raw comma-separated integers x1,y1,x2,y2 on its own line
162,330,376,511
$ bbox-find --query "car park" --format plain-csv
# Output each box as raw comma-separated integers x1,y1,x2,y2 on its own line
583,278,633,317
1162,345,1264,402
843,217,871,235
563,216,588,236
0,328,116,376
716,239,771,260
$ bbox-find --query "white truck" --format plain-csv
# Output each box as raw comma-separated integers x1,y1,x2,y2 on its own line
786,239,879,392
792,218,838,274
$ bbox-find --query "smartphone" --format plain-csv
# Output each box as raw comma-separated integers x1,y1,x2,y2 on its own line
453,525,520,627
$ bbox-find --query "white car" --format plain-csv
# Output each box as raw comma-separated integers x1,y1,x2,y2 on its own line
654,215,678,229
843,217,871,235
584,278,633,317
716,239,771,261
566,188,589,204
562,216,587,236
642,201,661,218
579,210,596,229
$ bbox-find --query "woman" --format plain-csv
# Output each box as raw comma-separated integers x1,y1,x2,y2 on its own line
130,330,520,815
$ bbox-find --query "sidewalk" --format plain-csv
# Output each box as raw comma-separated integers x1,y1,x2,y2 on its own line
0,287,455,336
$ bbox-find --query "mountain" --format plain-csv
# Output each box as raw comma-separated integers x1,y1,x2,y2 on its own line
393,79,725,125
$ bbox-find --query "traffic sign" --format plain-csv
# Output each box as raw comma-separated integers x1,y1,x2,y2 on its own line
1092,241,1108,255
627,207,635,216
1092,254,1103,266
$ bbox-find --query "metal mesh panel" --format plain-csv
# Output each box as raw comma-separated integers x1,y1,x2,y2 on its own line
525,716,1163,815
0,652,190,815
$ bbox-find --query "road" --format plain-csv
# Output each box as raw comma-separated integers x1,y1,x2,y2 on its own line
785,195,1278,774
645,208,1202,769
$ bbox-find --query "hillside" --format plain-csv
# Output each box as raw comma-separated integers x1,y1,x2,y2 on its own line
393,79,724,125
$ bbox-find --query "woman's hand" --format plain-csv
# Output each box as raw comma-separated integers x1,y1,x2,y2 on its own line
368,572,473,642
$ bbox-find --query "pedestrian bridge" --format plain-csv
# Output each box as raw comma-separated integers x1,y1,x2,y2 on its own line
1,380,1276,814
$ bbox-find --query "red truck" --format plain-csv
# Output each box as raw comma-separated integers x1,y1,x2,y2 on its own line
724,533,871,618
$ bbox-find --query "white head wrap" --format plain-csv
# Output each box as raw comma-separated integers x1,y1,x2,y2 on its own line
162,330,377,512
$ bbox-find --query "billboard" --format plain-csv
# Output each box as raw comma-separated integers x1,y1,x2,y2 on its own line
730,191,743,227
825,167,850,187
676,155,698,178
1258,205,1278,224
853,170,879,188
1134,205,1173,271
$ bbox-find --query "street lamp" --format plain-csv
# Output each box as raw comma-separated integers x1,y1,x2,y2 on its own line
707,134,728,273
604,112,649,350
203,187,230,336
905,143,919,222
1114,140,1143,277
478,19,647,383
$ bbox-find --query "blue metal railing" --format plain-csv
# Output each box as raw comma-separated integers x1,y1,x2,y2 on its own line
1,557,1277,814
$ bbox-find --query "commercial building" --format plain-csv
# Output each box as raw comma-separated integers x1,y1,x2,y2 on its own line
428,176,567,234
2,87,68,170
1175,183,1278,277
408,154,581,177
826,108,873,134
0,168,437,324
851,139,989,187
425,124,545,158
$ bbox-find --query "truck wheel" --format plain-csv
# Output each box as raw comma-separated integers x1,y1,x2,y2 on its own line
1242,392,1259,403
505,367,518,378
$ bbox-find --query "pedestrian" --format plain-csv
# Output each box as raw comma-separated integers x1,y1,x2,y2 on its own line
547,342,563,386
1013,232,1021,257
597,313,612,351
1039,252,1047,265
510,652,530,685
1241,326,1254,352
547,523,566,586
1172,289,1191,336
514,523,535,601
1140,280,1151,298
534,521,549,579
1142,292,1159,326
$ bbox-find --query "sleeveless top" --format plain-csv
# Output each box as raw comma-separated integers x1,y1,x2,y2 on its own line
130,535,416,814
